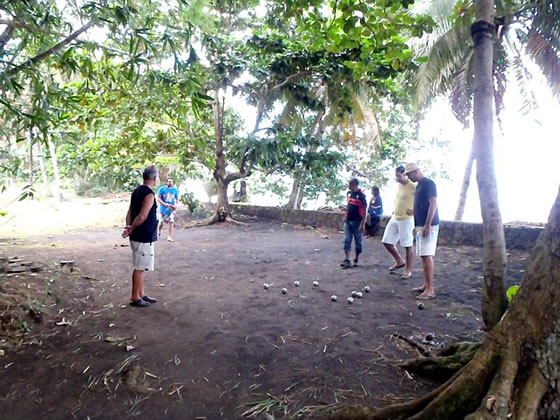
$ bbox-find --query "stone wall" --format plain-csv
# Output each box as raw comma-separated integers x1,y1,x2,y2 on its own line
231,204,543,251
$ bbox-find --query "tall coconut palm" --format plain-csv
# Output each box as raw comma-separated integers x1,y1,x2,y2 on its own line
409,0,560,221
408,0,560,329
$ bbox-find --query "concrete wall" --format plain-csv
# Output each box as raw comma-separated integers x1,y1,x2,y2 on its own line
231,204,543,251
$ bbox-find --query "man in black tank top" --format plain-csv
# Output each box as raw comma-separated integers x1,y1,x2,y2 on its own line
121,165,159,307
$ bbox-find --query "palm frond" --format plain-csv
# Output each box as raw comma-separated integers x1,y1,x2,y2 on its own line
525,29,560,100
493,40,509,126
411,19,473,110
449,46,473,127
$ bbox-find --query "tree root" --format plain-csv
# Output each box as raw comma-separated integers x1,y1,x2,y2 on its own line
398,342,480,382
182,213,249,229
512,364,548,420
465,346,518,419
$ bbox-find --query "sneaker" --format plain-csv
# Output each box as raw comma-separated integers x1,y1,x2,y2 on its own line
340,259,351,269
130,299,150,307
142,295,157,304
353,259,359,267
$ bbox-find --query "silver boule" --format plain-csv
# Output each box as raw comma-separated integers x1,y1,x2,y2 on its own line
263,283,269,289
281,288,288,294
331,295,337,301
357,292,363,298
351,291,358,297
364,286,371,293
294,281,300,287
313,281,319,287
347,297,354,304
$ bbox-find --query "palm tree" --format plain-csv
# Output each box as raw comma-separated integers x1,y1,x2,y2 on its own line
409,0,560,221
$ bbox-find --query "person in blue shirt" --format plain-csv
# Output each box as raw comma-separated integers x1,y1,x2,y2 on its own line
157,178,179,242
365,186,383,238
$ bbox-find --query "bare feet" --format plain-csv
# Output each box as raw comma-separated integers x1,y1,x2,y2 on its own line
412,286,424,292
167,237,175,242
416,293,436,300
401,272,412,279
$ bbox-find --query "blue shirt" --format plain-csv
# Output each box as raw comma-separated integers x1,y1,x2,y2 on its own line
368,196,383,217
157,186,179,216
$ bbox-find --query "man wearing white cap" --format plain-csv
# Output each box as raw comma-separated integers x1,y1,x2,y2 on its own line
404,163,439,299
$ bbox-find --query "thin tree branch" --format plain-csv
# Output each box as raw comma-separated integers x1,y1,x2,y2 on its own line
0,24,14,53
269,71,311,93
0,19,66,37
6,20,95,77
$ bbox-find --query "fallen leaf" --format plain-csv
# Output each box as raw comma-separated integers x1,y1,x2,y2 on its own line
126,345,136,352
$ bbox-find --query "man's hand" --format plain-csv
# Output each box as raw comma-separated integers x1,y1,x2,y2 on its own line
121,226,131,238
360,224,366,233
170,204,177,211
406,209,413,216
422,225,431,238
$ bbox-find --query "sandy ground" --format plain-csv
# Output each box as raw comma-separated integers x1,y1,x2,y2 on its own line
0,201,529,419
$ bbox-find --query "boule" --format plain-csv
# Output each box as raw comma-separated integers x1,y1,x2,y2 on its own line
347,297,354,304
356,291,363,298
263,283,269,289
363,286,371,293
331,295,337,302
294,281,300,287
418,302,425,310
351,291,357,297
281,288,288,294
313,281,319,287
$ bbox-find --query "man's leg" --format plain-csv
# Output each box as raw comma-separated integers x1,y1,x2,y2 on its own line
383,243,404,266
158,220,164,237
418,256,435,297
131,269,145,302
353,222,362,264
404,246,414,277
167,221,174,241
342,222,352,266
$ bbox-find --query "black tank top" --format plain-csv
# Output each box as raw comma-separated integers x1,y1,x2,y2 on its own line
129,185,157,243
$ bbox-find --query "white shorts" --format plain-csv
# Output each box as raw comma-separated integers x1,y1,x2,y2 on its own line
415,225,439,256
158,211,175,224
382,217,414,247
130,240,155,271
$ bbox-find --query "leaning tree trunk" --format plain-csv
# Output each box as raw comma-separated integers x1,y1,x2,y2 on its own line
454,149,475,221
333,185,560,420
471,0,507,330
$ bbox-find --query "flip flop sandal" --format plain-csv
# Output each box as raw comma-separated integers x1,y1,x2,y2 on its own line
340,259,351,269
416,294,437,300
412,286,425,293
389,263,405,272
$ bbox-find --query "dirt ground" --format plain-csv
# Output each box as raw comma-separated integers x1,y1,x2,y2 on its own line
0,212,529,419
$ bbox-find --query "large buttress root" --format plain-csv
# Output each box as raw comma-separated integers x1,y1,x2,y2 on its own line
398,342,480,382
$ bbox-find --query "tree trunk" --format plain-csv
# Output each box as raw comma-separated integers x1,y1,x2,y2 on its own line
285,171,304,209
471,0,507,330
454,149,475,221
295,178,306,209
333,185,560,419
285,109,325,210
27,128,34,187
46,133,63,202
36,141,50,195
